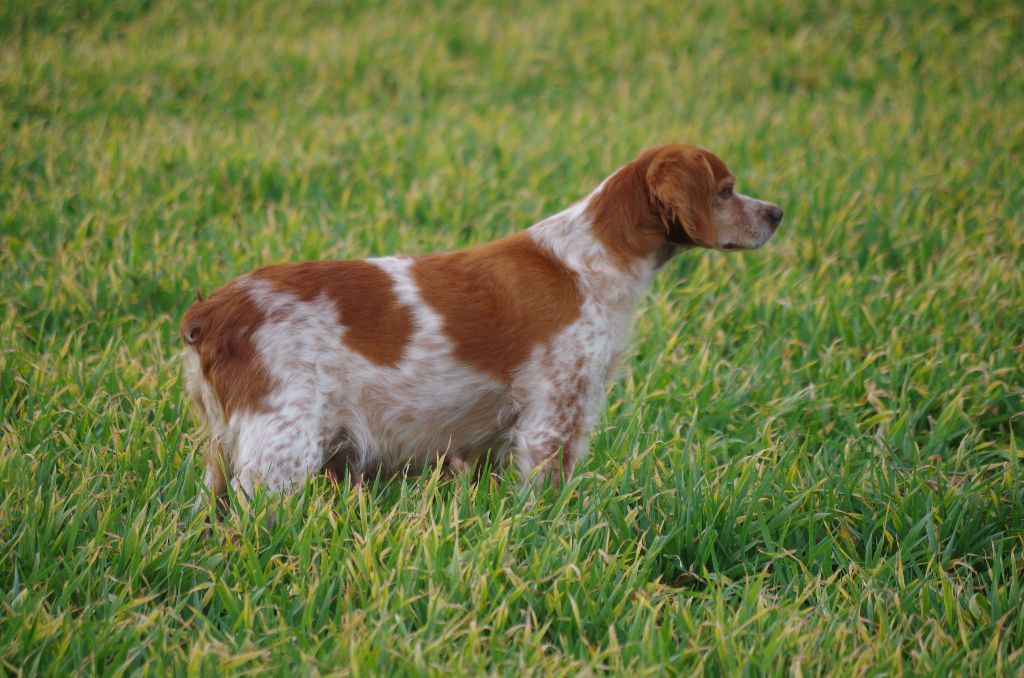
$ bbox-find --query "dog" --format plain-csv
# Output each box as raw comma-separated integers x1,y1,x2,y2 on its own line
181,143,782,499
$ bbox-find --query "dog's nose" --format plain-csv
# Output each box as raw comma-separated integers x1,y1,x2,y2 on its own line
766,205,783,227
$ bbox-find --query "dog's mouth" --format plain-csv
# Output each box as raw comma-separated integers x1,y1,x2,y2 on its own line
721,242,741,250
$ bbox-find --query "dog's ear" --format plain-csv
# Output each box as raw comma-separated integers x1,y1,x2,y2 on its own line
646,148,717,247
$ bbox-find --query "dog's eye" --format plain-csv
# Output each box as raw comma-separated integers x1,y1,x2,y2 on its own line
719,184,734,199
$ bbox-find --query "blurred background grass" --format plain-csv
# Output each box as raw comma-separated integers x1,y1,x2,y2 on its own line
1,0,1022,674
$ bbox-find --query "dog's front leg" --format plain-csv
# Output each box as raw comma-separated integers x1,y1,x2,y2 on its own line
508,348,614,486
510,379,604,486
512,427,590,486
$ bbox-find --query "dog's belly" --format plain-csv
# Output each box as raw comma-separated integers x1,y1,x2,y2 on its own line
316,350,519,475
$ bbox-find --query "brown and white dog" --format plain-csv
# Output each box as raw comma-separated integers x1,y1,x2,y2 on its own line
181,143,782,499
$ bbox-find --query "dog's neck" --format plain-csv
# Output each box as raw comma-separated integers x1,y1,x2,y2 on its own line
528,189,668,316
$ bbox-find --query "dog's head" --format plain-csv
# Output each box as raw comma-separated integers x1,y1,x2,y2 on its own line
587,143,783,266
645,143,782,252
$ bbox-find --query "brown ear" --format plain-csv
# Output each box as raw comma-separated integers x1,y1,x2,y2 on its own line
646,150,717,247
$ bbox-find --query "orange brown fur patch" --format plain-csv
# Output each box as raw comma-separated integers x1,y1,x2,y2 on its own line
253,260,413,368
181,259,415,417
587,148,667,266
412,232,583,382
181,281,273,416
587,144,734,263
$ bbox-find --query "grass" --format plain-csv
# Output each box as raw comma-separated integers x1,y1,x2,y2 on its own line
1,0,1023,674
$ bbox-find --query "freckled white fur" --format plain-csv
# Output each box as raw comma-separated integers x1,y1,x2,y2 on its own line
185,179,668,496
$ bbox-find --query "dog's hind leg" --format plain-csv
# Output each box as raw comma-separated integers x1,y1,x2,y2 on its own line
191,438,231,515
229,410,327,498
203,439,229,495
320,428,363,486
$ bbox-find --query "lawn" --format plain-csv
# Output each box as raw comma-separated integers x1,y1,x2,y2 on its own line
1,0,1023,674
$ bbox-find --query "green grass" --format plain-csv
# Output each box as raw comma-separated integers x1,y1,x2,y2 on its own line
2,0,1023,674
